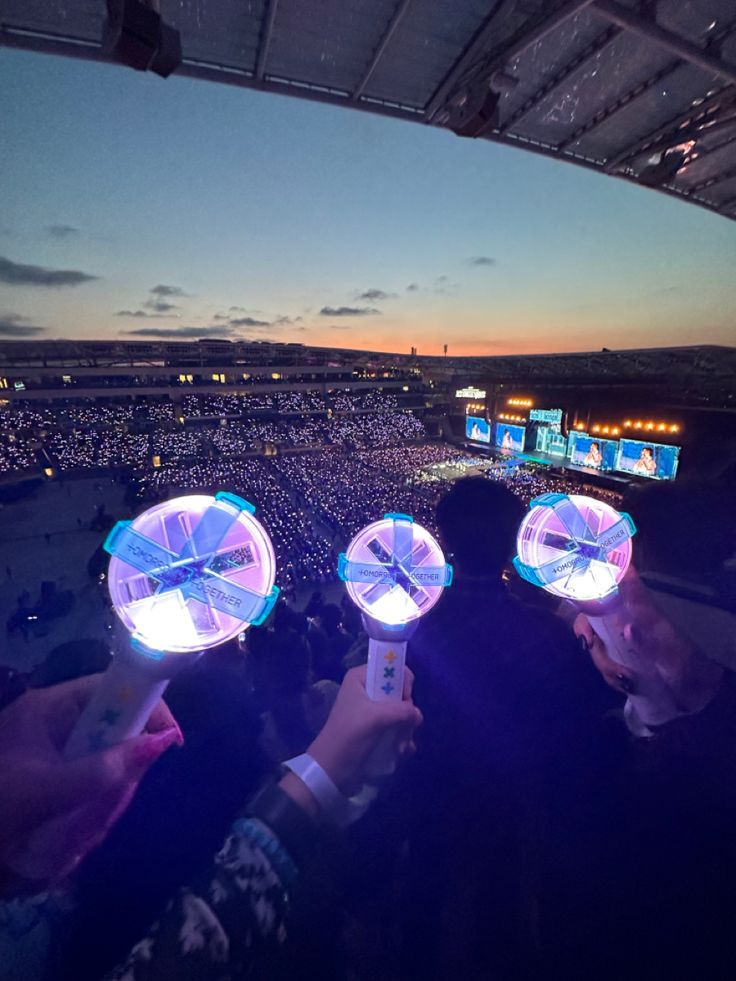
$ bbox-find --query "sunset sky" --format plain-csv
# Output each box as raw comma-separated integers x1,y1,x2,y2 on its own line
2,47,735,357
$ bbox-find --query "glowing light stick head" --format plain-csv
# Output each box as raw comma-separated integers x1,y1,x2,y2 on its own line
105,491,278,654
338,512,452,628
513,493,635,603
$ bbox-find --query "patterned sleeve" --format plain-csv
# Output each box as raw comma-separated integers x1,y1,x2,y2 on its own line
106,818,297,981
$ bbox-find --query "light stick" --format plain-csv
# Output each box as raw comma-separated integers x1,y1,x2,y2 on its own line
65,492,278,758
339,513,452,770
513,492,678,728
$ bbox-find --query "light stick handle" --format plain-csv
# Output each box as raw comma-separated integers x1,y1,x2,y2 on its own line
366,638,406,701
365,638,407,777
64,657,169,760
587,612,680,728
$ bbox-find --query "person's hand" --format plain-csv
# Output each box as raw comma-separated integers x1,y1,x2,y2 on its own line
574,613,636,696
305,665,422,797
0,675,182,890
575,567,723,716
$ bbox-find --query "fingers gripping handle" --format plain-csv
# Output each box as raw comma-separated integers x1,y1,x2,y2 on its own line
64,658,169,760
587,613,679,728
365,638,406,777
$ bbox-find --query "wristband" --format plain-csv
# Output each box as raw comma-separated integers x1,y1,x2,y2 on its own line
245,781,317,871
282,753,356,828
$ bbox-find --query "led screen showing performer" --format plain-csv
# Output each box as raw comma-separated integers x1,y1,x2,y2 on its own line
465,415,491,443
570,434,618,471
493,422,525,452
616,438,680,480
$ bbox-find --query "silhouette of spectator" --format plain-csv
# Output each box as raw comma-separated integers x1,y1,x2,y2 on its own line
402,477,618,980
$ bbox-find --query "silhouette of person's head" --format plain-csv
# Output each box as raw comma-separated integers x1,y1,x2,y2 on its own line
622,480,733,582
436,476,524,578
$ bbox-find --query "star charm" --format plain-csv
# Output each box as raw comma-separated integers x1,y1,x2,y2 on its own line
383,666,395,678
381,682,395,695
384,651,397,663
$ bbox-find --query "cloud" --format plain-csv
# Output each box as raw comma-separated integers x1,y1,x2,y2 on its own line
467,255,496,266
229,305,247,312
327,324,349,330
47,224,79,239
115,309,170,319
273,314,303,326
144,299,179,313
406,283,419,292
355,288,397,302
435,275,448,284
0,255,98,287
124,325,236,339
319,305,381,317
150,284,188,298
229,316,271,327
0,313,46,337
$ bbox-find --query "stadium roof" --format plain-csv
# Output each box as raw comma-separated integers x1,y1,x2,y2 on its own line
2,1,736,221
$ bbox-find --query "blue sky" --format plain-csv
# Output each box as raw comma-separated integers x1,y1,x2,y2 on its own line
1,46,735,355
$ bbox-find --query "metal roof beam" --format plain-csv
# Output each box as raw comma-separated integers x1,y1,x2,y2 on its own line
352,0,413,101
593,0,736,87
557,57,680,151
604,86,735,171
558,17,736,152
690,163,736,194
719,194,736,212
254,0,280,81
425,0,596,121
499,23,621,135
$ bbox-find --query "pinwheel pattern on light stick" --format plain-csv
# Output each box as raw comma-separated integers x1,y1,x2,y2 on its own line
338,512,452,627
64,492,278,759
514,492,635,602
106,491,278,653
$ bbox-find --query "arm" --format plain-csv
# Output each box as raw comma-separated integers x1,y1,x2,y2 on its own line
106,665,421,979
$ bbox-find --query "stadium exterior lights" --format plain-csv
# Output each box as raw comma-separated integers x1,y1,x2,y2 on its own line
612,427,620,436
602,426,610,434
646,422,655,430
658,423,666,431
635,420,643,428
624,419,632,427
670,424,680,433
592,425,600,433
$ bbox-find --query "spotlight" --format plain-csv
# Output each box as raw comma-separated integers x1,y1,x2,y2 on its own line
103,0,182,78
443,77,501,139
638,147,688,187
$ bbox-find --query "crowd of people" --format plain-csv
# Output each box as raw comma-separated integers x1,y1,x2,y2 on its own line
0,396,426,475
182,389,404,418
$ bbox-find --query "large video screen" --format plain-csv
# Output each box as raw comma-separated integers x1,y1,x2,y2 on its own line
493,422,525,452
466,415,491,443
571,434,618,471
616,438,680,480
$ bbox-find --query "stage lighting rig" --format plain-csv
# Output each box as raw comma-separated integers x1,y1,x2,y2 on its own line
103,0,182,78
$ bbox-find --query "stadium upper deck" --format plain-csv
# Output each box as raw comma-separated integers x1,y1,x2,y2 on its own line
0,339,732,407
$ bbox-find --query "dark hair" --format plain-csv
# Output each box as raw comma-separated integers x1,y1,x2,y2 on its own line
436,476,524,576
622,480,735,578
590,442,600,451
643,446,654,455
